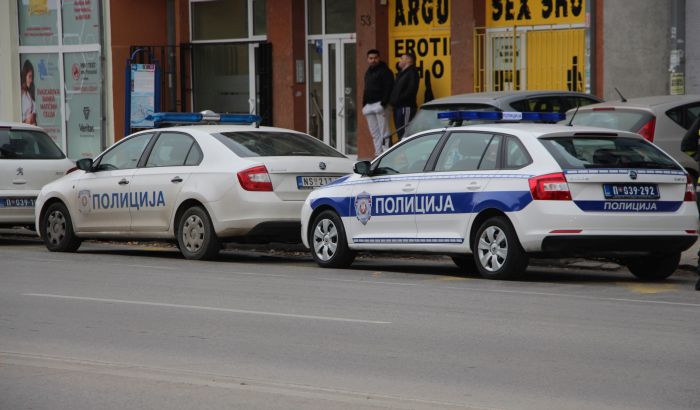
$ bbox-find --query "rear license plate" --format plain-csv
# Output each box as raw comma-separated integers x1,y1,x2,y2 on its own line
602,183,659,199
296,176,338,190
0,197,36,208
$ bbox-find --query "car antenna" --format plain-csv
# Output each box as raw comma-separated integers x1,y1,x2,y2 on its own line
614,87,627,102
567,101,581,126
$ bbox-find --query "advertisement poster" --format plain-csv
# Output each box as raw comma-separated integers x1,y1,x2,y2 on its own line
130,64,156,128
64,52,102,159
19,53,62,146
18,0,59,46
61,0,100,45
388,0,451,106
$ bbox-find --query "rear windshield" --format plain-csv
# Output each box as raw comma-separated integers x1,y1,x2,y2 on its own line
213,131,346,158
0,128,65,159
563,110,653,132
540,136,681,170
404,104,495,137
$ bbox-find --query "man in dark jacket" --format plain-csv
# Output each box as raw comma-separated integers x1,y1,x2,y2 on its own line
362,49,394,157
390,52,420,140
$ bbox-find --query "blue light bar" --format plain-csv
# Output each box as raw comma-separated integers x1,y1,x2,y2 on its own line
437,111,565,122
146,111,262,126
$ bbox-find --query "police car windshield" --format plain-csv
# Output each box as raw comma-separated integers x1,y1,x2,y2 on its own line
0,129,65,160
540,136,681,170
213,131,346,158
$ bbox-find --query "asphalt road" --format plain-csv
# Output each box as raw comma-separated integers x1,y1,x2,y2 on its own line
1,237,699,410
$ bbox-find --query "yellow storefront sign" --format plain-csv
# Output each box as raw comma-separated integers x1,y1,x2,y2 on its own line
527,28,585,91
486,0,586,28
388,0,451,106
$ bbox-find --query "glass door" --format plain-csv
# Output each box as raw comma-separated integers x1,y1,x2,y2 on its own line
307,38,356,156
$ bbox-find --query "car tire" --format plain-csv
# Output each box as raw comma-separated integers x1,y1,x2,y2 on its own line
177,206,220,260
41,202,81,252
309,210,355,268
473,216,528,280
451,255,477,273
625,253,680,281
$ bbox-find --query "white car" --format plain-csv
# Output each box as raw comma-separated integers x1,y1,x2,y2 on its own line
36,114,354,259
1,121,74,229
301,113,699,280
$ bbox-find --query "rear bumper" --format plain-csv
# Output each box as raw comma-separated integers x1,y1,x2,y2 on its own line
222,221,301,244
540,235,697,257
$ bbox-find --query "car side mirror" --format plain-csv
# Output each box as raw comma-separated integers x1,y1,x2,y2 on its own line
353,160,372,176
76,158,93,172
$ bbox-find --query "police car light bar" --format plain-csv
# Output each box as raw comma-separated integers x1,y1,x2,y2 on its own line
437,111,565,122
147,110,262,127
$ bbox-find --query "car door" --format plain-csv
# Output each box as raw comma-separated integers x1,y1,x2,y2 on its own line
345,133,443,246
73,133,153,232
415,132,502,249
130,131,202,232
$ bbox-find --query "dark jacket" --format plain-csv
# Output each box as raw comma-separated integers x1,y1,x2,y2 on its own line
389,65,419,108
362,61,394,106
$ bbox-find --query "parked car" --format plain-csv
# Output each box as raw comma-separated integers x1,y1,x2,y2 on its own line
564,95,700,179
0,121,74,230
404,90,603,137
35,113,354,260
302,112,697,280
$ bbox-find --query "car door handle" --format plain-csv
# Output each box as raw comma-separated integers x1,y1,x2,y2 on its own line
118,178,129,185
12,180,27,185
467,185,481,190
171,177,183,183
402,184,415,193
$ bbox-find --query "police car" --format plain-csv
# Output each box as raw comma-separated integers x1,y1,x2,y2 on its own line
301,111,699,280
1,121,74,229
35,112,353,259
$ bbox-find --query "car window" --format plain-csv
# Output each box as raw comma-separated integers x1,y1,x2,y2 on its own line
184,143,203,165
666,103,700,129
0,128,65,160
478,135,501,170
404,104,495,137
97,133,153,171
146,132,198,167
511,97,563,113
540,136,681,170
435,132,494,172
213,131,346,158
374,133,442,175
563,96,600,111
566,110,653,132
504,136,531,168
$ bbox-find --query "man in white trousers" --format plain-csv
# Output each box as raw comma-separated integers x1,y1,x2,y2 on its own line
361,49,394,157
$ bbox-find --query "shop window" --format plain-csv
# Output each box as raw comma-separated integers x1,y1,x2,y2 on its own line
192,0,248,40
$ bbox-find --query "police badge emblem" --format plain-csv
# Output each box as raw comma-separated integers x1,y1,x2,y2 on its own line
78,190,91,213
354,191,372,225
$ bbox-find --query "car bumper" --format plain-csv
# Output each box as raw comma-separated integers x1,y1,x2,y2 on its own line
540,235,697,257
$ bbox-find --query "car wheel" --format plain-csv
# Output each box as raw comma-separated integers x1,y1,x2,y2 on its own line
451,255,477,272
177,206,220,260
41,202,81,252
626,253,680,281
473,216,528,280
309,210,355,268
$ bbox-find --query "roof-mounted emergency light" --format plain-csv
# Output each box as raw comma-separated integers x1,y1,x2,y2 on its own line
437,111,565,123
146,110,262,128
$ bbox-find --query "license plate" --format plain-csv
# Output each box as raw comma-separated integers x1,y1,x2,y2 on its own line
602,183,659,199
296,176,338,190
0,197,37,208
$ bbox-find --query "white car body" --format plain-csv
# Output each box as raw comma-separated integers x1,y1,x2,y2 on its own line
36,124,353,258
0,121,74,228
301,123,699,280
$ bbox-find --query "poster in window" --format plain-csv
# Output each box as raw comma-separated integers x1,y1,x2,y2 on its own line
61,0,101,45
18,0,59,46
19,53,62,146
64,52,102,159
130,64,156,128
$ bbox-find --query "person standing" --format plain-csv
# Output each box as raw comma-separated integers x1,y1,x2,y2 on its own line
20,59,37,126
390,52,420,140
362,49,394,157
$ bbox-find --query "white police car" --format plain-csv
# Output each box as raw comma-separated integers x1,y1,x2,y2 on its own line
35,112,353,259
301,111,699,280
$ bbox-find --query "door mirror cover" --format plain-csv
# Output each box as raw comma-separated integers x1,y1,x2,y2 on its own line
353,160,372,176
76,158,93,171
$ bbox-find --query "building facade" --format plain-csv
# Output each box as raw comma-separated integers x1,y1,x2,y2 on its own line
0,0,696,161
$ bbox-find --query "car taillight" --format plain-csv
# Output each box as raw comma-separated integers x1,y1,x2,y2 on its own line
66,167,78,174
237,165,273,191
637,117,656,142
684,175,696,202
529,172,572,200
